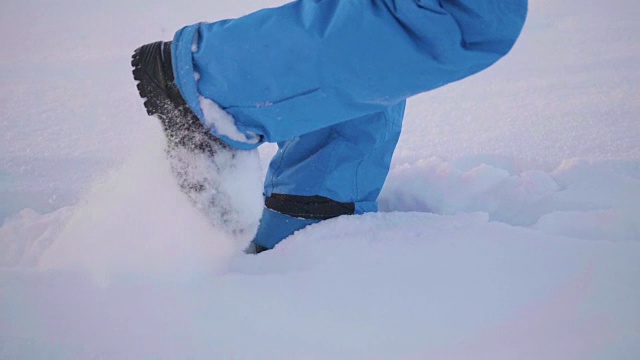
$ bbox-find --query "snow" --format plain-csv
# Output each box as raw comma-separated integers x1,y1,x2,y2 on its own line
1,0,639,358
381,157,640,241
199,96,261,145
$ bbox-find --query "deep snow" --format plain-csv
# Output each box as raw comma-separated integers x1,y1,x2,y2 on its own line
1,0,639,359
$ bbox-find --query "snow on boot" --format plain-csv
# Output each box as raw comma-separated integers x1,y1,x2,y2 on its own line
131,41,260,236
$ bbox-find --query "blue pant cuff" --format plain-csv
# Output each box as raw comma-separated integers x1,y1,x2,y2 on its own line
252,208,320,249
172,24,263,151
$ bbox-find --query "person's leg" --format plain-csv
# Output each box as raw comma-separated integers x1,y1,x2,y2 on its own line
132,0,527,243
249,101,405,251
132,42,258,234
171,0,527,149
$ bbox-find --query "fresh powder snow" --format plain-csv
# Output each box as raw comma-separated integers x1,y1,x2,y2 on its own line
1,0,639,359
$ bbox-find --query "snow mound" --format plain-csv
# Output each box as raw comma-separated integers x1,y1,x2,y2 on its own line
0,207,73,268
381,157,640,242
2,212,639,359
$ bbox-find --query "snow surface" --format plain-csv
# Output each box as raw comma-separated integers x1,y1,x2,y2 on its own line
1,0,639,358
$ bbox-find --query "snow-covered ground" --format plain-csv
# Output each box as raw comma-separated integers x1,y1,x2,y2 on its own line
1,0,639,358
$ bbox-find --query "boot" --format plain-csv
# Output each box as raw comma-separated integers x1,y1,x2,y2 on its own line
131,41,244,233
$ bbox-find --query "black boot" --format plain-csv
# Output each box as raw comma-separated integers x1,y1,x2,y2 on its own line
131,41,229,158
244,241,270,255
131,41,244,232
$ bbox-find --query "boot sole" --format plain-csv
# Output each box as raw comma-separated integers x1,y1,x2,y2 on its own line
130,43,231,156
131,44,172,119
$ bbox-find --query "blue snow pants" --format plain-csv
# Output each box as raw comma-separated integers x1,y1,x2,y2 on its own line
171,0,528,248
